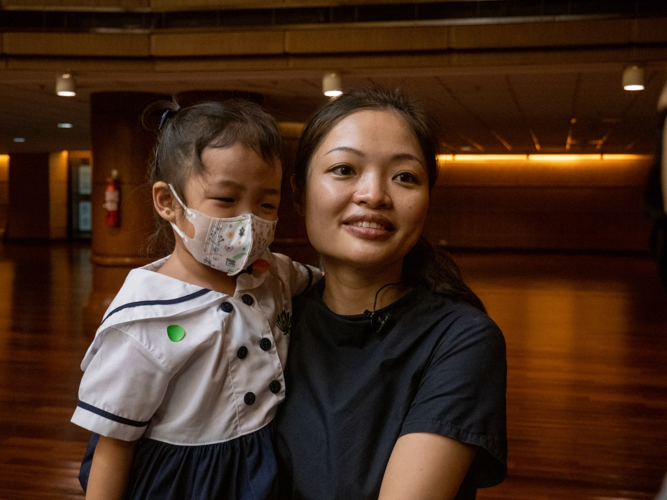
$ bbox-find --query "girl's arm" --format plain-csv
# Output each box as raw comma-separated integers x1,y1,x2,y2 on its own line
86,435,138,500
378,432,477,500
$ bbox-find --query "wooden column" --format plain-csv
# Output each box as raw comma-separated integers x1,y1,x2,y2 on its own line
83,92,166,334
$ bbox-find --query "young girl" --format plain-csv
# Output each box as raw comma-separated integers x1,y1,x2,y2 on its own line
71,100,318,500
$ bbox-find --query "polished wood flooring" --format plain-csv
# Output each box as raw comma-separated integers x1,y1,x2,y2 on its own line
0,242,665,500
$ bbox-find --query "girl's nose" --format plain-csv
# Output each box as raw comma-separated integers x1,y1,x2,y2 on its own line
353,173,392,208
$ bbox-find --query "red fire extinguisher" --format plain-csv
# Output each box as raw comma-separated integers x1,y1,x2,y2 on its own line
104,169,120,227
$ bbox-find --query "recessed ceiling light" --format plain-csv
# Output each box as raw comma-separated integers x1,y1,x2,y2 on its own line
57,123,73,128
13,138,25,143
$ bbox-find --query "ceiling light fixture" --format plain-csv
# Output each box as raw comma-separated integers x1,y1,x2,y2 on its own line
56,73,76,96
322,72,342,98
13,138,25,143
622,65,644,91
57,123,73,129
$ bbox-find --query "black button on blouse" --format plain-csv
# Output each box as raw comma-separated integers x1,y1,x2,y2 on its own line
237,346,248,359
220,302,234,313
244,392,256,405
259,338,272,351
242,294,254,306
269,380,281,394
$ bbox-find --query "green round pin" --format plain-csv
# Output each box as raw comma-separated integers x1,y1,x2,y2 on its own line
167,324,185,342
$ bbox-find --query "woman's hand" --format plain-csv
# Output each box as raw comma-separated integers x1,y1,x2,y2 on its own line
378,433,477,500
86,435,138,500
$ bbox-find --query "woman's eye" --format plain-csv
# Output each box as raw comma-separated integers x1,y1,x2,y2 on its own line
261,203,277,210
330,164,354,176
217,198,235,203
394,172,418,184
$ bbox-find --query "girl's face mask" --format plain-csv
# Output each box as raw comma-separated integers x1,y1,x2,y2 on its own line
168,184,277,276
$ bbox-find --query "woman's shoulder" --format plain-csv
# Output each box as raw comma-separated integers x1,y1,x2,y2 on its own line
397,286,492,321
398,287,504,347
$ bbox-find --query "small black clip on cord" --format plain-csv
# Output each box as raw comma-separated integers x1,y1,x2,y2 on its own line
364,282,401,334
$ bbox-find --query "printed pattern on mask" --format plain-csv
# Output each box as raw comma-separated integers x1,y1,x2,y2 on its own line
203,216,276,275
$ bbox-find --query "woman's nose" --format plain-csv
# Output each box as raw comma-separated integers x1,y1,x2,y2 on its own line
353,173,391,208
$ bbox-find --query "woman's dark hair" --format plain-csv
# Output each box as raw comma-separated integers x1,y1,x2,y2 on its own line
144,99,282,255
292,87,485,312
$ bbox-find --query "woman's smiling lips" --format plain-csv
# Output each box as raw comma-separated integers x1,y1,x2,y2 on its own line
343,215,395,239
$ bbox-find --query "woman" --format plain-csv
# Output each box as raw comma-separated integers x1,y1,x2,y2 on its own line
273,88,507,500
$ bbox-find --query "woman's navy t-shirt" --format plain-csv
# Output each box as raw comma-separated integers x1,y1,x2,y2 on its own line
273,282,507,500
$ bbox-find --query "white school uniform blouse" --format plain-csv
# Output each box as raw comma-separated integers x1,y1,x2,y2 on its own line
71,251,318,446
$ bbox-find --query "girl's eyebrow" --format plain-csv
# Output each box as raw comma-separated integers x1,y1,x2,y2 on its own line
325,146,424,167
210,179,246,191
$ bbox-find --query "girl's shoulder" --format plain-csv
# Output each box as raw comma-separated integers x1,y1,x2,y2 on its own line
84,260,226,372
263,251,322,297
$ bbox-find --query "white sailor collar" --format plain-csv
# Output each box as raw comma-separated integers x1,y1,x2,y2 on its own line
99,253,271,330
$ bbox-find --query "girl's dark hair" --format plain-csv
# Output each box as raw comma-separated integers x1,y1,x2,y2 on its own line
293,87,485,312
144,99,282,255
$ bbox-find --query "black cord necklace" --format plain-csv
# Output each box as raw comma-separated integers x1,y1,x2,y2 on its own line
364,282,402,334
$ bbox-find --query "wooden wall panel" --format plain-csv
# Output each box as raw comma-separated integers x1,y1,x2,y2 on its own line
1,16,665,61
427,186,651,251
149,0,450,10
6,153,50,240
426,157,654,251
0,155,8,237
2,0,149,8
2,33,150,57
48,152,68,240
635,18,667,44
152,0,276,8
151,30,284,57
285,25,450,54
449,19,633,50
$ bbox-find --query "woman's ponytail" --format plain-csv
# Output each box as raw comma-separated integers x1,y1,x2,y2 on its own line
402,238,486,313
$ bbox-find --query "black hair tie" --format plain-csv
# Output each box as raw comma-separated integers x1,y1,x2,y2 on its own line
159,109,177,131
155,109,177,175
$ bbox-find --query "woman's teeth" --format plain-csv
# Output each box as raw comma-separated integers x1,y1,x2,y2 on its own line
352,221,384,230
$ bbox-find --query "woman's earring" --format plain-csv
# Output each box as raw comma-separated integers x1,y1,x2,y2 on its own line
165,209,170,215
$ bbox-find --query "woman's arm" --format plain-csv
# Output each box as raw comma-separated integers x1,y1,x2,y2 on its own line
378,432,478,500
86,435,138,500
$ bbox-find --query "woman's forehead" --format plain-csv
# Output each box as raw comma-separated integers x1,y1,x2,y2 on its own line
316,109,423,161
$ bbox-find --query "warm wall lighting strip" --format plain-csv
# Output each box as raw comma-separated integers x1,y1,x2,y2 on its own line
437,154,651,162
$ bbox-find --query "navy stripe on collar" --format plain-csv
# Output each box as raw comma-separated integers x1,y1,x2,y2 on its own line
77,400,151,428
102,288,212,324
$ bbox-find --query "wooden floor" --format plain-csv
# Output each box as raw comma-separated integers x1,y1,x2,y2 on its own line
0,241,666,500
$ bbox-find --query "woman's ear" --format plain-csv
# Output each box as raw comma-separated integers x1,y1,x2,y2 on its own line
290,175,304,216
153,181,178,222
